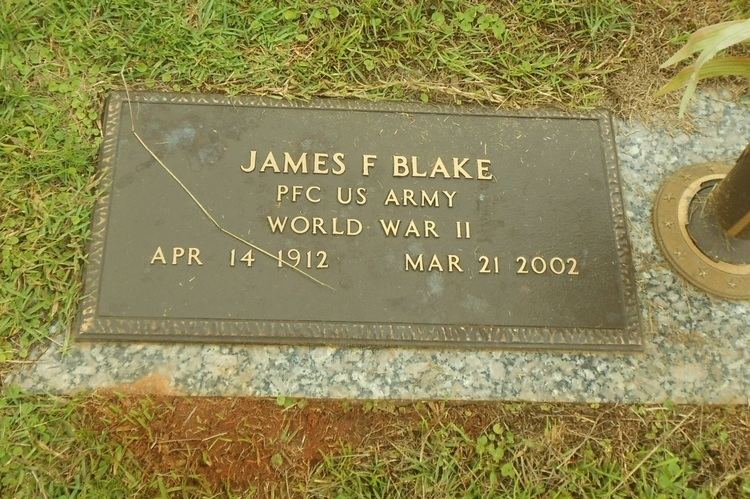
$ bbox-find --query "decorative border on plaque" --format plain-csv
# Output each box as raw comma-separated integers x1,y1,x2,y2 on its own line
75,91,642,351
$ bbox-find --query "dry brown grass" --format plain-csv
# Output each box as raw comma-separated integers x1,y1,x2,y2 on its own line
605,0,750,122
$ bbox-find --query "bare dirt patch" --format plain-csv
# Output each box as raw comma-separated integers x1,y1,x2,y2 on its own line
84,396,750,496
85,396,413,489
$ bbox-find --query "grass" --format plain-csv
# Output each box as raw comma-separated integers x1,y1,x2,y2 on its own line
0,388,149,496
1,0,750,496
0,389,218,496
3,395,749,497
307,403,748,498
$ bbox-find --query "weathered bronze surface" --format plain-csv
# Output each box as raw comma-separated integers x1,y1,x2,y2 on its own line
687,185,750,265
653,163,750,300
708,144,750,239
75,91,641,350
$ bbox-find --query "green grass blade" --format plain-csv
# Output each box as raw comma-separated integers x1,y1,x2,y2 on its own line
676,19,750,115
656,56,750,96
661,19,750,68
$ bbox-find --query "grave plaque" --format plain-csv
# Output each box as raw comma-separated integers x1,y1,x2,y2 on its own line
76,92,641,350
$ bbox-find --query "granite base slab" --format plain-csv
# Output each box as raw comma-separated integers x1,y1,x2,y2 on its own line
6,90,749,403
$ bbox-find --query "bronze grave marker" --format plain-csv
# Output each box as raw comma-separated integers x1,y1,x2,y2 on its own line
76,92,641,350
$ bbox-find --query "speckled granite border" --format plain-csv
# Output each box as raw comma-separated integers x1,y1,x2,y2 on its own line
6,90,749,403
